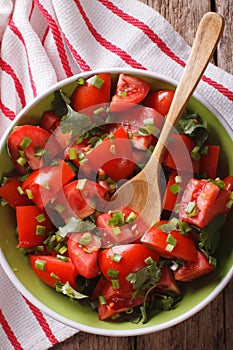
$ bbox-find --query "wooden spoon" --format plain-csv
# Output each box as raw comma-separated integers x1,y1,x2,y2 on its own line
109,12,224,227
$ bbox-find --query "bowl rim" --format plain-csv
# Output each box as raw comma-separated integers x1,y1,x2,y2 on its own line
0,67,233,336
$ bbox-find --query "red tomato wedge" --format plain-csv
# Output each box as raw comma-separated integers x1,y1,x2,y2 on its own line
141,221,197,261
68,232,101,279
0,176,32,208
143,90,175,116
174,250,214,282
96,207,147,246
163,170,192,212
97,281,144,320
110,74,150,112
98,244,159,291
16,206,54,248
7,125,61,175
71,73,111,113
156,264,181,295
55,179,109,221
22,159,75,209
83,127,135,182
179,178,233,229
199,144,220,179
163,134,200,173
29,255,78,289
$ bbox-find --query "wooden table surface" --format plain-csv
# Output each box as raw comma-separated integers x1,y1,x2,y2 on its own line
53,1,233,349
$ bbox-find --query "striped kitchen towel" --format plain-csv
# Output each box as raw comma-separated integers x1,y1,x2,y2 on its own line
0,0,233,349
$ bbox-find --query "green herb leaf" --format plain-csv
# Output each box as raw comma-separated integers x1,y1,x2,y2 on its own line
198,214,226,255
60,105,92,137
57,217,96,238
176,110,208,146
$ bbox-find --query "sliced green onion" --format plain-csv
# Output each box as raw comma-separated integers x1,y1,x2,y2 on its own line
107,268,119,278
25,189,34,199
93,107,105,115
68,148,77,160
17,186,25,195
111,279,120,289
110,144,116,154
17,156,27,166
169,183,182,194
209,256,217,268
76,136,83,144
57,254,69,262
191,146,201,161
90,75,104,89
144,256,154,265
58,245,68,255
111,253,122,263
36,225,46,236
50,272,60,280
20,136,32,148
76,179,87,190
54,203,65,213
118,91,127,97
226,199,233,209
125,211,137,224
143,117,154,126
178,221,191,235
35,213,46,223
83,247,93,254
185,201,198,217
78,232,92,246
200,145,209,155
35,259,46,271
77,77,86,85
166,233,177,247
112,227,121,235
165,243,175,252
42,180,50,190
175,175,183,183
79,157,88,165
99,295,107,305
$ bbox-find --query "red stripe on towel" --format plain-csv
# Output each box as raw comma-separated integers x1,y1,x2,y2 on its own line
35,0,73,77
0,309,24,350
74,0,146,70
0,99,16,120
0,57,26,107
8,19,37,97
24,298,58,346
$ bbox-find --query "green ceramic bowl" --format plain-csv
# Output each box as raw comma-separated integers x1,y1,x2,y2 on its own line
0,68,232,336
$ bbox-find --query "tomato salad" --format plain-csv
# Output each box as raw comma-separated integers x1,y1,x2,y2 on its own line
1,73,233,323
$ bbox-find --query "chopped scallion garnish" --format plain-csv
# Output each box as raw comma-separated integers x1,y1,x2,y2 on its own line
35,259,46,271
35,213,46,223
107,268,119,278
76,179,87,190
20,136,32,148
36,225,46,236
90,75,104,89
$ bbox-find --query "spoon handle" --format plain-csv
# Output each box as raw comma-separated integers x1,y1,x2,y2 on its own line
153,12,224,162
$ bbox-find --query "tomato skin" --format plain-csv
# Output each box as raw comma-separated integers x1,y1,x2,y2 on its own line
0,176,32,208
29,255,78,288
110,74,150,112
179,178,232,229
16,206,54,248
56,179,109,221
199,145,220,179
84,127,135,182
98,244,159,290
163,170,191,212
71,73,111,113
143,90,175,116
96,207,148,246
141,221,197,261
68,233,101,279
7,125,61,175
22,159,75,209
174,250,214,282
163,134,200,173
